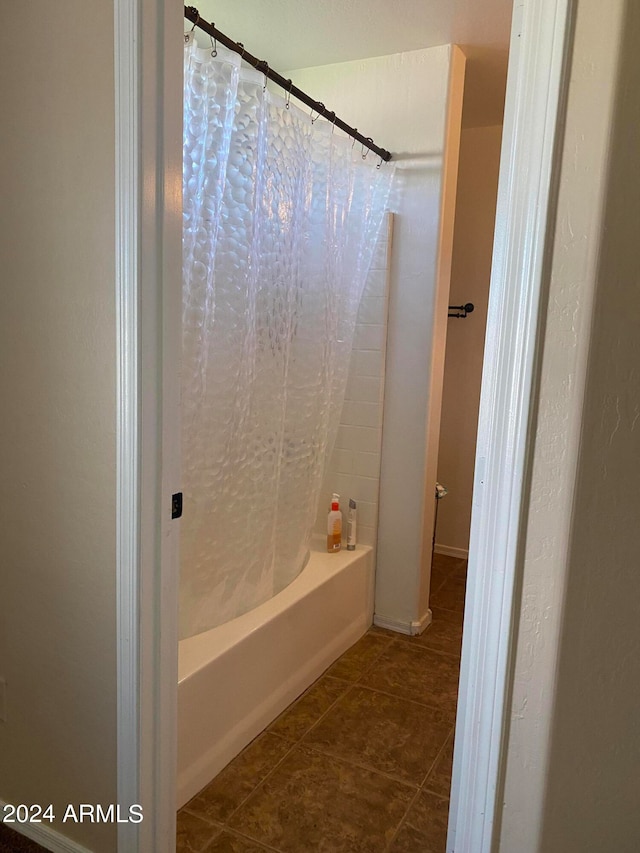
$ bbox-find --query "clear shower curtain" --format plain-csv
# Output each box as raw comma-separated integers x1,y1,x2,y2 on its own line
181,35,394,639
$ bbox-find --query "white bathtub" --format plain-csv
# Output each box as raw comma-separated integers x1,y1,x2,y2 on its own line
177,539,374,807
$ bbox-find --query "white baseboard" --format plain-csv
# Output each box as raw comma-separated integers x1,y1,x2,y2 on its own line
0,801,91,853
373,608,432,636
434,543,469,559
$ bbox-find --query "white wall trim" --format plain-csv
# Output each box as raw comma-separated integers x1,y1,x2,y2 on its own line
373,608,432,636
434,544,469,560
0,801,91,853
115,1,182,851
114,1,142,850
448,1,574,852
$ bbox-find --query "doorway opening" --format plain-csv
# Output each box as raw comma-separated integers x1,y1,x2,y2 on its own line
112,0,574,850
175,4,511,852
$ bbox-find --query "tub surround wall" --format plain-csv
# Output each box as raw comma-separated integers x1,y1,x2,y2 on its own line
314,215,393,552
177,543,374,807
293,45,465,634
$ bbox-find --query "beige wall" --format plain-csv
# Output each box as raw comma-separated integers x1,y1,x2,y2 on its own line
0,3,117,851
537,0,640,846
314,218,393,552
436,124,502,555
500,0,640,849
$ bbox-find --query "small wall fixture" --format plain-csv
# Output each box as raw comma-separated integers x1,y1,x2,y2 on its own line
448,302,475,319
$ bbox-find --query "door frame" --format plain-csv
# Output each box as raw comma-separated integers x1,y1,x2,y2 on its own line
448,1,573,850
115,1,182,850
113,0,574,850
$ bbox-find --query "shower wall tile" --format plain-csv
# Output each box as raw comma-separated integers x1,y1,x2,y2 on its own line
316,214,393,552
353,323,386,352
327,473,380,506
353,452,380,479
352,350,385,378
347,476,380,504
332,448,354,474
356,526,376,548
335,425,382,454
341,401,383,430
346,375,383,404
355,501,379,528
363,272,387,297
363,270,388,297
371,238,390,270
328,473,353,503
357,296,388,326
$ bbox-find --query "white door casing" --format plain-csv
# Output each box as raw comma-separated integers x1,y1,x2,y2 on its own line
448,1,573,851
115,0,182,850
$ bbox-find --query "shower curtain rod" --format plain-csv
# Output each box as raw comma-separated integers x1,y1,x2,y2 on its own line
184,5,393,162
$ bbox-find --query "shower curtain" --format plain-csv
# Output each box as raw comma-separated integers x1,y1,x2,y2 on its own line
181,34,394,639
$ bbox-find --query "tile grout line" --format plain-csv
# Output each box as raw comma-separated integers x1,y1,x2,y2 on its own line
331,632,396,682
383,723,456,853
429,573,450,596
354,637,460,717
382,786,424,853
350,679,458,720
178,808,223,853
181,806,220,827
296,739,422,792
289,681,359,745
219,825,284,853
354,640,459,723
422,785,454,802
371,621,465,658
387,634,463,661
432,603,465,615
418,725,455,791
322,636,460,724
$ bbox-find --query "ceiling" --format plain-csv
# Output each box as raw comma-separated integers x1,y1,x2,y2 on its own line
192,0,514,127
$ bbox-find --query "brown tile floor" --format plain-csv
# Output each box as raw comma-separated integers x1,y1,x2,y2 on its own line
178,554,466,853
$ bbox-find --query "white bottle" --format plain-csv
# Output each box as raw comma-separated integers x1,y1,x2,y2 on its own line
347,498,357,551
327,493,342,553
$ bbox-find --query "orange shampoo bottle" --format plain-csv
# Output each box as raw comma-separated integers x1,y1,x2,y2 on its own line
327,493,342,553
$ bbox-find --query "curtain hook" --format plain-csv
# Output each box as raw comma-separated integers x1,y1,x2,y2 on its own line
185,8,199,41
285,79,292,110
351,132,357,149
237,42,246,60
328,111,337,134
210,31,217,57
310,103,324,124
362,137,373,160
377,157,383,170
261,61,269,92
